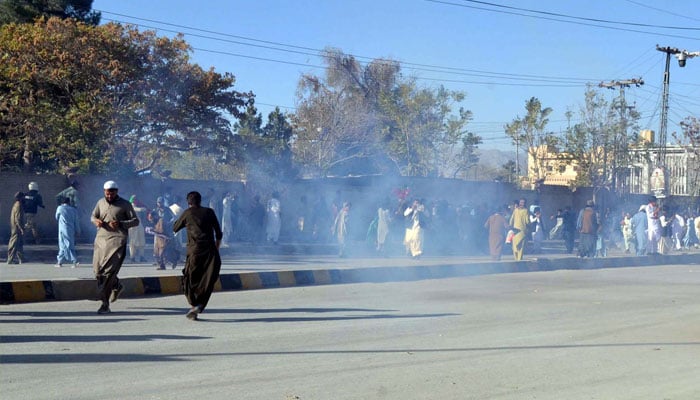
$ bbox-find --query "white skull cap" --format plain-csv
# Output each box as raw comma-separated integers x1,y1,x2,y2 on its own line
28,182,39,191
103,180,118,190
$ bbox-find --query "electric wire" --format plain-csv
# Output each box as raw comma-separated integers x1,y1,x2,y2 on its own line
95,7,693,142
426,0,700,41
98,11,601,83
622,0,700,23
453,0,700,31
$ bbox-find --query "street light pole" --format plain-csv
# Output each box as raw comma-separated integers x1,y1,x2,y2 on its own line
653,45,699,198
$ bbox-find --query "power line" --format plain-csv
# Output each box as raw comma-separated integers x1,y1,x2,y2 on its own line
98,11,602,83
623,0,700,23
101,17,597,87
95,8,691,136
426,0,700,41
454,0,700,31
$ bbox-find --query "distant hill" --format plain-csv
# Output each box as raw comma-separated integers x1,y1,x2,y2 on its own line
477,148,516,169
471,148,523,180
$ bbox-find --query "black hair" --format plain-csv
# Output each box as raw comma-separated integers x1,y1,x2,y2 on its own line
187,191,202,206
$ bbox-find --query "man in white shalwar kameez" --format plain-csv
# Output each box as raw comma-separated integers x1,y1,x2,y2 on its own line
404,199,427,259
266,191,282,244
376,204,391,254
645,197,662,255
333,202,351,257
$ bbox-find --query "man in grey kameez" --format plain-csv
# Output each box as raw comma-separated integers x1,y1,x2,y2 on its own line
7,192,25,264
91,180,139,314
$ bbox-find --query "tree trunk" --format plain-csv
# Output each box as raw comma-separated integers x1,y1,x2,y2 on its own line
22,135,33,173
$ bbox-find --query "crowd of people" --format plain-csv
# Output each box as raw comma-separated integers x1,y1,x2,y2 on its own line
8,180,700,265
5,179,700,316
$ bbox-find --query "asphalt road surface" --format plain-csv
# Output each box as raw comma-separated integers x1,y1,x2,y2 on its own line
1,264,699,400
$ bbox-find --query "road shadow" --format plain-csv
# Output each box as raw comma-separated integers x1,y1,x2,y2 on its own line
129,306,398,314
0,334,210,344
3,341,698,364
200,312,459,323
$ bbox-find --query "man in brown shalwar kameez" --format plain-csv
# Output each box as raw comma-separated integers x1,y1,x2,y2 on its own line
173,191,222,320
7,192,25,264
484,204,509,261
91,181,140,314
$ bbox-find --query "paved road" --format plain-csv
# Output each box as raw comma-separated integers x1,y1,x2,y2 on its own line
1,264,698,400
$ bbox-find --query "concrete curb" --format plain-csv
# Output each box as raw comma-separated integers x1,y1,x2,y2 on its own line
2,253,699,304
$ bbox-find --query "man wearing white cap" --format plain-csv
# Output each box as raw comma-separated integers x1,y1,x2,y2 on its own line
91,180,140,314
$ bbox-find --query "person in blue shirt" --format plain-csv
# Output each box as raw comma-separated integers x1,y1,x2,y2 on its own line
55,197,81,268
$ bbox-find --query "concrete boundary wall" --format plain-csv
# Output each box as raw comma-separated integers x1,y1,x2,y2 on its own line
2,253,698,304
2,171,692,245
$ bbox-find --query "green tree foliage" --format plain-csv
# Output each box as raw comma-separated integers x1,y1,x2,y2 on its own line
562,86,640,189
234,103,296,184
675,116,700,196
495,160,517,183
380,83,477,177
108,29,250,175
1,18,128,173
159,151,243,181
504,97,555,183
293,47,478,178
293,48,392,176
0,0,100,25
0,17,250,175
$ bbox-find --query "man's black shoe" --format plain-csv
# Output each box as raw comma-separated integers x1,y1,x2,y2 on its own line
109,284,124,303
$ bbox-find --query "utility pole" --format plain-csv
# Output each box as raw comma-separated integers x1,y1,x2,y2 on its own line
598,78,643,194
654,45,699,198
656,45,677,167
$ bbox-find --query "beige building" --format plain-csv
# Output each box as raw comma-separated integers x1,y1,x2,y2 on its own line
526,145,581,188
526,137,700,196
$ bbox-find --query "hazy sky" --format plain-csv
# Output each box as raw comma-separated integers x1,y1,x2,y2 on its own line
92,0,700,149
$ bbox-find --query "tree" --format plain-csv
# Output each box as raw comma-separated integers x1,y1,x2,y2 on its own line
292,47,478,178
234,103,296,184
0,17,250,174
0,0,100,25
380,83,477,177
495,160,517,183
1,18,132,173
504,97,555,185
107,27,251,175
443,110,481,179
675,116,700,196
561,86,640,190
261,107,295,178
293,48,392,177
